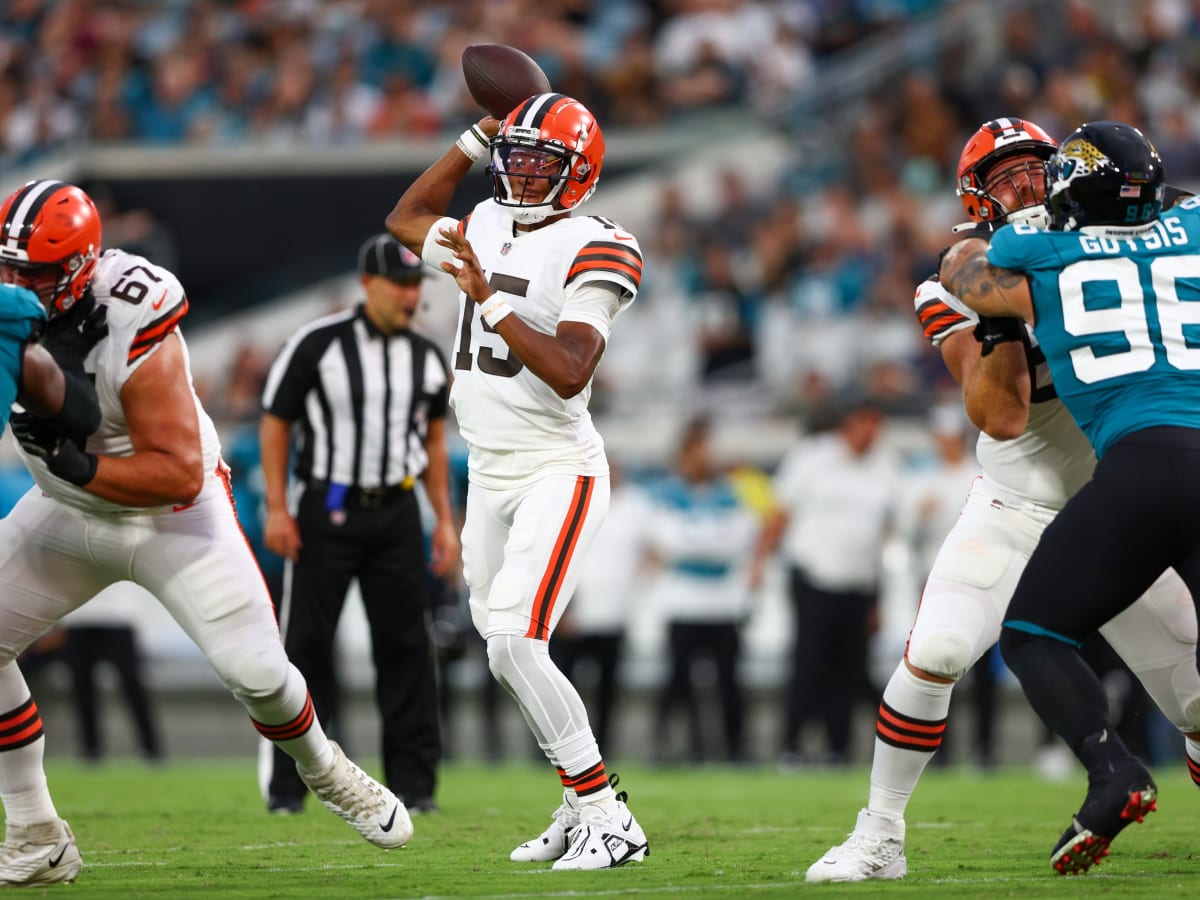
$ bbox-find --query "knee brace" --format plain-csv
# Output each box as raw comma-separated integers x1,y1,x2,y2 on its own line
906,629,975,681
217,638,290,704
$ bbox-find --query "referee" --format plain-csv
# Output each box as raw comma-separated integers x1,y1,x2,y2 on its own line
259,233,459,815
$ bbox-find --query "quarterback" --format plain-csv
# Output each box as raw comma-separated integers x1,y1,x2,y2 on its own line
942,121,1200,874
0,180,411,887
387,93,648,869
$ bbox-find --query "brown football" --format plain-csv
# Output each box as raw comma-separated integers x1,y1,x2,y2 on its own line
461,44,551,119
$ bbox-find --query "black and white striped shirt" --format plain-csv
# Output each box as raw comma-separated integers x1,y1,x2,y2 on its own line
262,305,449,488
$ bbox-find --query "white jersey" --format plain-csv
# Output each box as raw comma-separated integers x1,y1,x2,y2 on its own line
914,276,1093,508
424,200,640,487
17,248,222,514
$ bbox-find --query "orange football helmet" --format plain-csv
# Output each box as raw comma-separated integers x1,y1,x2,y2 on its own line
0,180,101,316
957,118,1057,226
489,93,604,225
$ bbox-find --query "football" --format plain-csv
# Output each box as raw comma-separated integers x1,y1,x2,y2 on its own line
461,43,551,120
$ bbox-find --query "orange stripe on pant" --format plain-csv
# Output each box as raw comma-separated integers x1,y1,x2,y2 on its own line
525,475,594,640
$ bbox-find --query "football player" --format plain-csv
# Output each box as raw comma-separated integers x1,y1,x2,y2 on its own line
810,119,1200,882
0,180,412,887
386,94,648,869
941,121,1200,874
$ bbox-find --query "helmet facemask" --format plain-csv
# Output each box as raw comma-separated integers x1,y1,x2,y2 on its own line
977,156,1051,229
0,251,94,316
489,141,571,225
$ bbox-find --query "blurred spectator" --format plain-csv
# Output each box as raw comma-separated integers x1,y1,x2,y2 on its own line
647,417,762,764
893,403,977,582
763,393,900,767
59,590,164,764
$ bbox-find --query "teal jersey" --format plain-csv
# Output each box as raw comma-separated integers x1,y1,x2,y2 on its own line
0,285,46,415
988,197,1200,456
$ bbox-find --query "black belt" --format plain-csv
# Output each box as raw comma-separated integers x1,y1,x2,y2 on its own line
306,477,416,509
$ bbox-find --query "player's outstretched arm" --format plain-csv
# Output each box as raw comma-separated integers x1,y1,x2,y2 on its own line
85,333,205,507
18,343,101,437
940,238,1033,321
385,116,501,257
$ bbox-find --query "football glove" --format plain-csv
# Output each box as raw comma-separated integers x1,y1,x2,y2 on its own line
973,316,1026,357
10,411,98,487
42,295,108,373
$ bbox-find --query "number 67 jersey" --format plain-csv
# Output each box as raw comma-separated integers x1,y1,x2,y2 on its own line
435,199,641,487
988,198,1200,457
17,248,222,513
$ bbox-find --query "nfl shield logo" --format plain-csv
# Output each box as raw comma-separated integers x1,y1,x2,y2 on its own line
500,241,512,256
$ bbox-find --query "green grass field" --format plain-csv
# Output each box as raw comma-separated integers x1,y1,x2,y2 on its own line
26,758,1199,898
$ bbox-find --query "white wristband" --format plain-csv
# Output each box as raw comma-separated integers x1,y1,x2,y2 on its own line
479,295,513,327
455,125,490,163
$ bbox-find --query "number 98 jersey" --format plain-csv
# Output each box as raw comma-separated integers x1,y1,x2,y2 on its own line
988,198,1200,456
434,200,641,487
17,248,222,513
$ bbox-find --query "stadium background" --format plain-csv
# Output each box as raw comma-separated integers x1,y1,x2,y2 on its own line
0,0,1196,768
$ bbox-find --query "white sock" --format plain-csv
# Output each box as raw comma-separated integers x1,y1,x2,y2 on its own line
247,664,334,775
867,662,954,819
0,666,57,826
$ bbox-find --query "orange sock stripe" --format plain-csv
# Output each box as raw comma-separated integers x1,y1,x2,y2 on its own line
556,767,572,787
1188,754,1200,785
875,700,946,752
0,698,43,750
252,694,315,742
877,700,947,736
570,762,609,796
526,476,594,640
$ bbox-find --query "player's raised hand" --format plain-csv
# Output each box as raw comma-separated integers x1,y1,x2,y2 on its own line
436,226,493,306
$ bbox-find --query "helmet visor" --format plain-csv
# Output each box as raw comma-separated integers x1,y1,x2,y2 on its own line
490,144,570,207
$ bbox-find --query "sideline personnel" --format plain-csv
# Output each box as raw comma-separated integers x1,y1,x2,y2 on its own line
261,233,459,814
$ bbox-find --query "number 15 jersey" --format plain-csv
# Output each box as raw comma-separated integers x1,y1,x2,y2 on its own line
428,199,641,487
988,198,1200,456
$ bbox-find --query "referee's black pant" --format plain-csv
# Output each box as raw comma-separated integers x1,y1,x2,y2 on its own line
269,482,440,807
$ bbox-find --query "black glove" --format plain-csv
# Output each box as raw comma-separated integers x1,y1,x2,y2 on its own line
973,316,1026,357
10,411,98,486
42,294,108,372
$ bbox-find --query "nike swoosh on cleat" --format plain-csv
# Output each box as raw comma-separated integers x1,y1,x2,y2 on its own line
47,846,66,868
379,804,398,833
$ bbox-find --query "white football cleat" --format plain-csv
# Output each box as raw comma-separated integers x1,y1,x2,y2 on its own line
0,818,82,886
806,808,906,883
510,790,580,862
297,741,412,849
551,800,649,870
